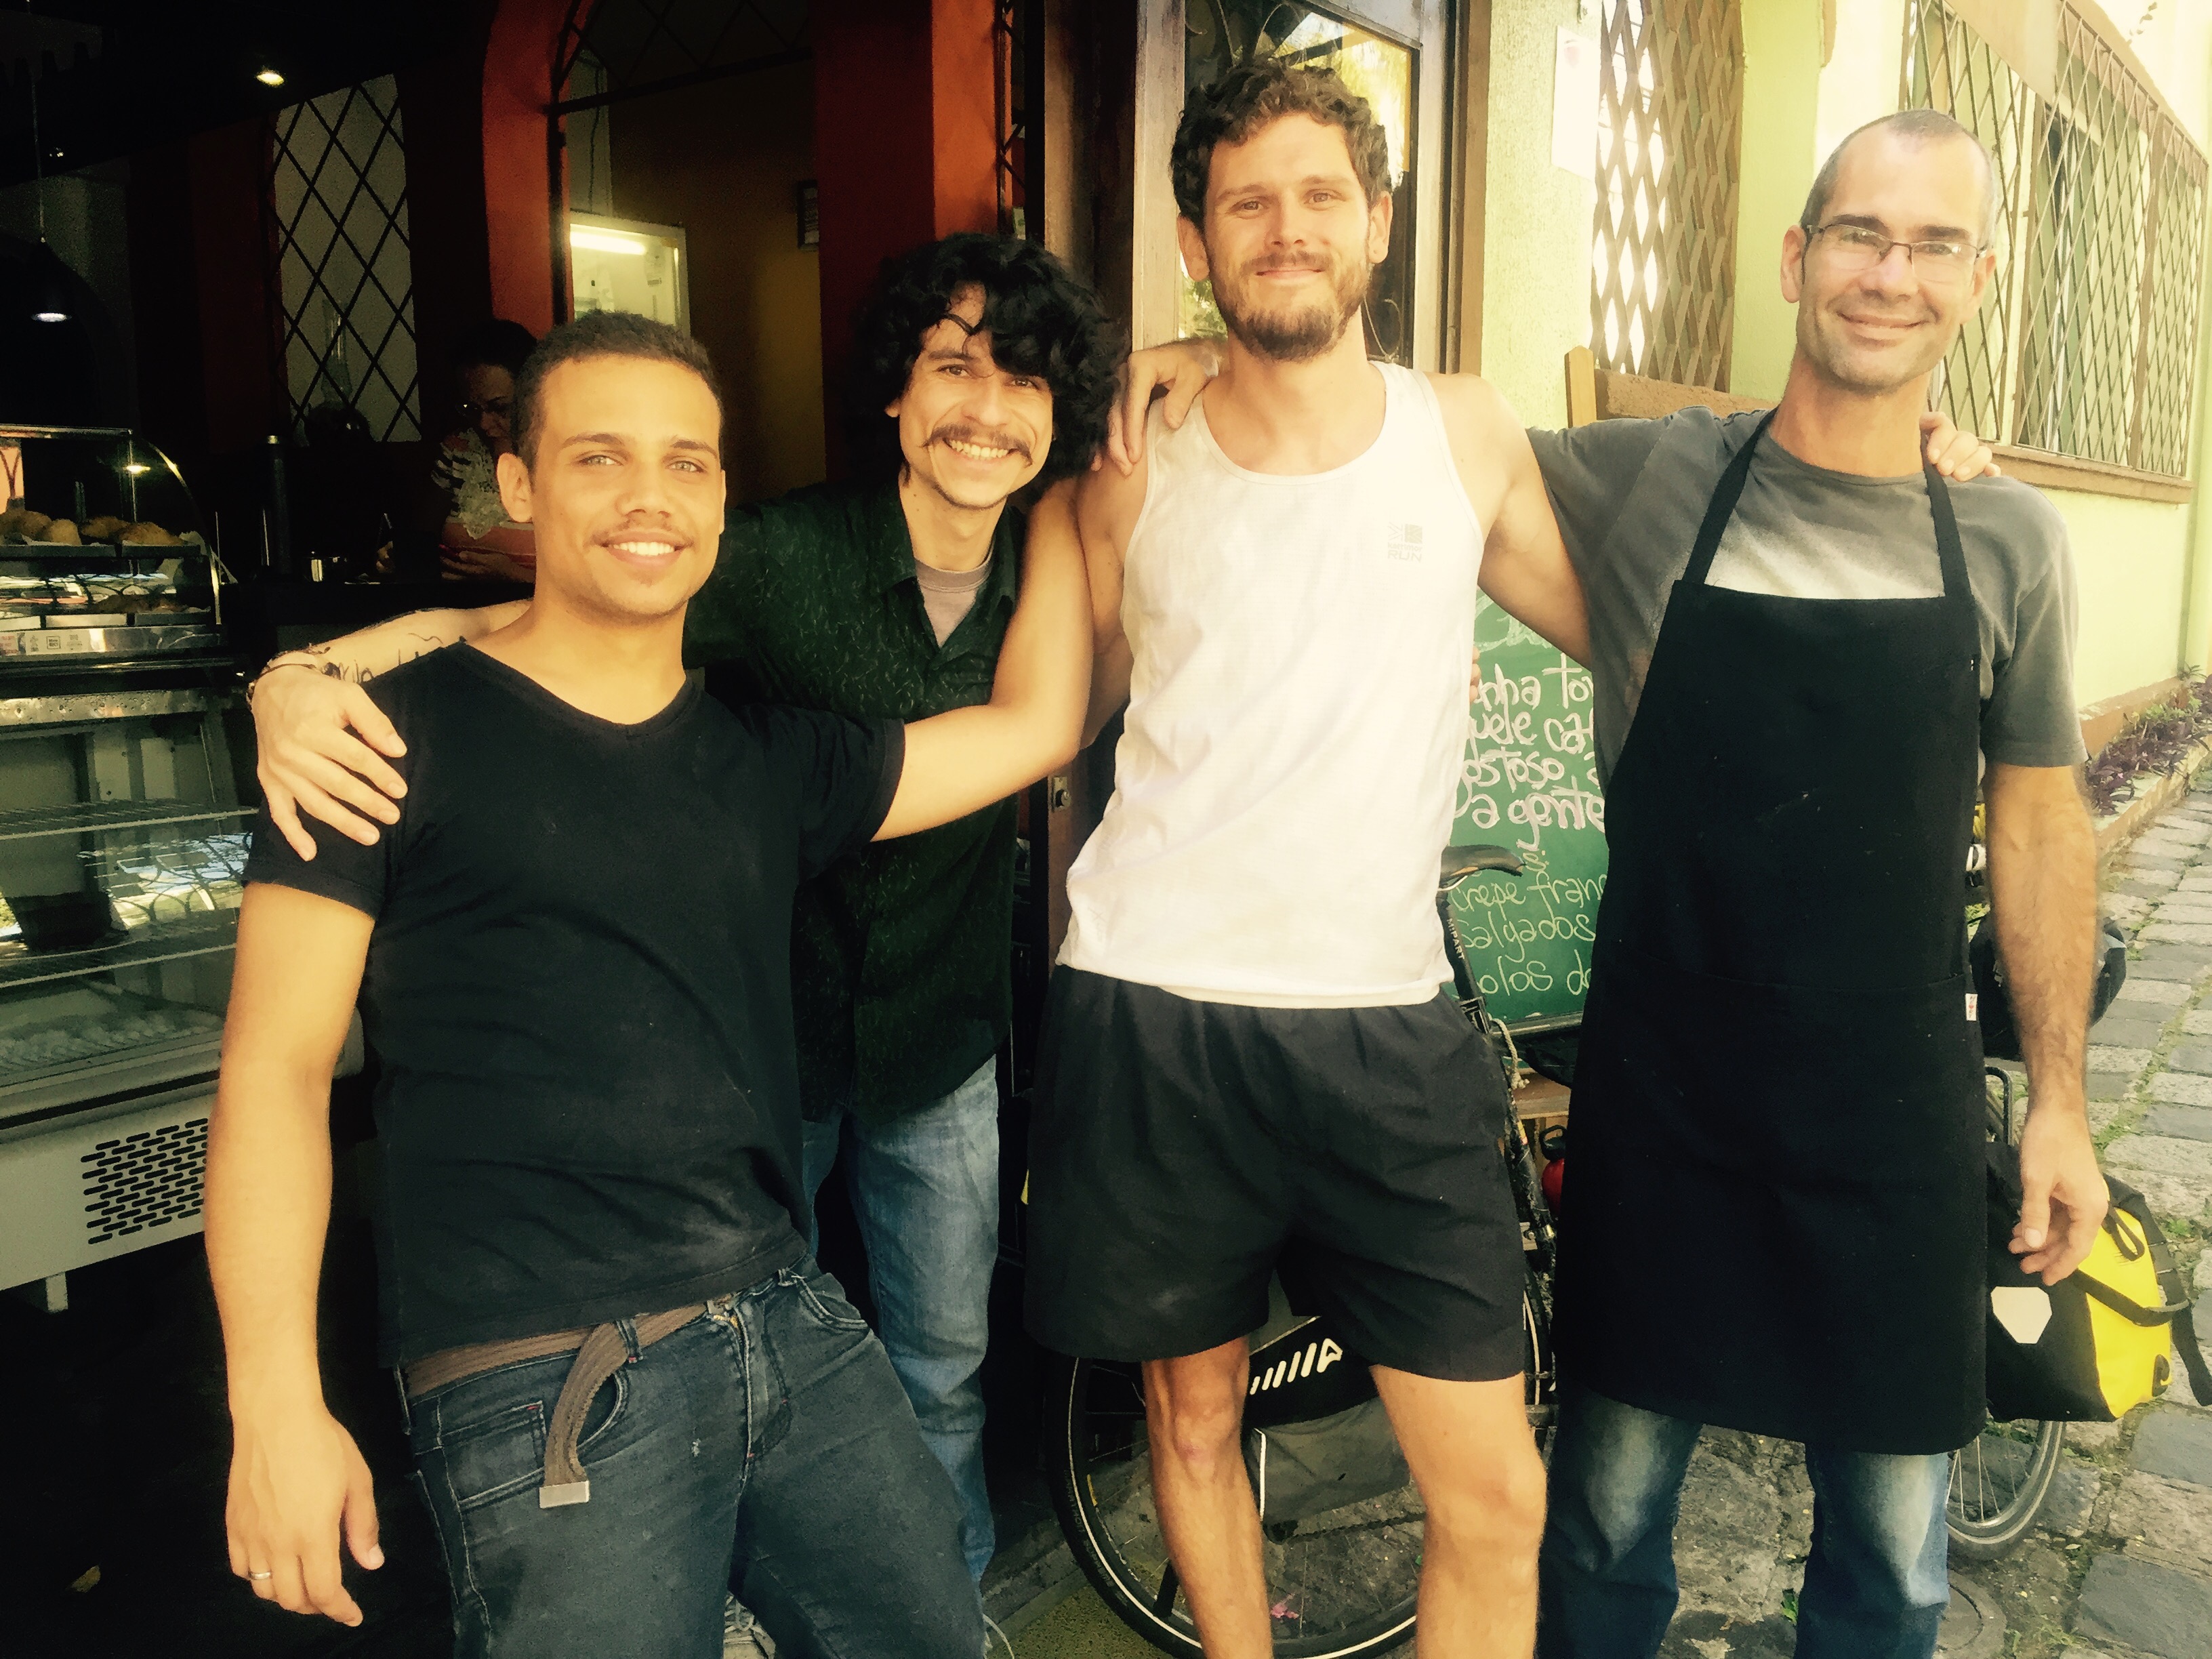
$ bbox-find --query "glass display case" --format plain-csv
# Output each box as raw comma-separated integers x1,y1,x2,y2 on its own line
0,424,224,670
0,425,262,1303
0,689,250,1296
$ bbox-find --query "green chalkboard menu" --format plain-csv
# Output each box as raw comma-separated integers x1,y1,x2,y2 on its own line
1446,599,1610,1025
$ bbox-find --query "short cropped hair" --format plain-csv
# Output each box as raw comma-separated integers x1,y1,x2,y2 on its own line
1801,109,1998,245
512,310,721,467
453,317,537,379
844,232,1121,487
1172,58,1393,226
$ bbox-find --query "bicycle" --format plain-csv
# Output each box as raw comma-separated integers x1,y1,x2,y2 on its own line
1046,844,1559,1658
1046,846,2065,1656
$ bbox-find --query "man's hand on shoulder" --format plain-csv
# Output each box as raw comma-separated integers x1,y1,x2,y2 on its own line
1104,338,1221,474
253,669,409,859
1920,411,2001,480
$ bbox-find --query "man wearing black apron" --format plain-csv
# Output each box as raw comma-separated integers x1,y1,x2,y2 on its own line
1532,112,2109,1658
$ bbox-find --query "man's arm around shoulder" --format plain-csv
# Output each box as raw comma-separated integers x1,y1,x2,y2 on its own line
205,882,382,1625
877,479,1092,839
1076,445,1147,745
252,600,524,859
1427,373,1593,668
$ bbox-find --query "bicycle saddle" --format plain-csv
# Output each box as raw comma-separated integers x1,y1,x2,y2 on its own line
1439,844,1523,886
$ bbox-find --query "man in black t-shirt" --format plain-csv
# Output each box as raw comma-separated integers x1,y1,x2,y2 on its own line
203,312,1089,1658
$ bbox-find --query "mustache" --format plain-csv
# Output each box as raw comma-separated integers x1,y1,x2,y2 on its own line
1243,253,1332,276
930,422,1031,459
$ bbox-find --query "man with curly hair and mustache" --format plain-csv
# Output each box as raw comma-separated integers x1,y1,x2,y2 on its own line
243,234,1122,1584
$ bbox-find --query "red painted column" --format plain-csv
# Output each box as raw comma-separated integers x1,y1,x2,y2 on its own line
813,0,1001,472
481,0,578,335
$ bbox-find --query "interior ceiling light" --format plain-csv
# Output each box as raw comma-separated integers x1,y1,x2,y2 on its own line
571,228,649,256
255,68,285,87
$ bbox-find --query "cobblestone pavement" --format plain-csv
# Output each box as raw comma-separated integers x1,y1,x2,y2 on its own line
1655,783,2212,1659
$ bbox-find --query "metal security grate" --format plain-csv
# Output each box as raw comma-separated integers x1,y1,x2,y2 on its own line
1591,0,1744,391
1904,1,2206,478
81,1116,209,1243
1902,1,2035,453
994,0,1042,241
270,77,420,443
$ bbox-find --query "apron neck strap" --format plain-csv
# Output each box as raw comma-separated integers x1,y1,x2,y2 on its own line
1923,463,1971,607
1681,410,1777,589
1683,410,1977,618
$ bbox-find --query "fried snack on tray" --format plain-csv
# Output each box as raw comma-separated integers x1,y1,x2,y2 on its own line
81,515,129,542
40,520,80,545
0,508,54,541
118,521,179,546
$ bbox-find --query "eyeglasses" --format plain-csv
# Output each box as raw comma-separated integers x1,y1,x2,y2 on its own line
1805,222,1984,283
459,398,514,420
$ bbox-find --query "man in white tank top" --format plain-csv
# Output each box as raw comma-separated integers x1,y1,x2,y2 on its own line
1023,60,1591,1658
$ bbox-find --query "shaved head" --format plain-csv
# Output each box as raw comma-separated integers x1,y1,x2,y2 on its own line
1803,110,1997,247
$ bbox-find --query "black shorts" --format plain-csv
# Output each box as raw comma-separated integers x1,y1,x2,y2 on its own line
1022,968,1526,1382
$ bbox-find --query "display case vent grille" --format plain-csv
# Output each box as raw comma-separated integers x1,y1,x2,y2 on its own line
81,1117,209,1242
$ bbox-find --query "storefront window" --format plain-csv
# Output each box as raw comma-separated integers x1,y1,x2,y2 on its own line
1181,3,1418,362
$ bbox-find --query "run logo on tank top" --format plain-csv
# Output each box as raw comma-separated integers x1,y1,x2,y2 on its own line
1061,363,1490,1008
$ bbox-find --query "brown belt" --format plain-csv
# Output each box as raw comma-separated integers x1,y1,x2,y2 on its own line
403,1304,705,1508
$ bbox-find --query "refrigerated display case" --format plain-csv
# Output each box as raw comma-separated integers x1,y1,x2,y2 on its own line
0,426,262,1303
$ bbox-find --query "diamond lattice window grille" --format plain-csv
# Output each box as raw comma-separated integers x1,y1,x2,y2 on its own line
553,0,807,106
269,76,419,443
1902,0,2034,451
1906,1,2204,478
1590,0,1743,391
2138,133,2207,475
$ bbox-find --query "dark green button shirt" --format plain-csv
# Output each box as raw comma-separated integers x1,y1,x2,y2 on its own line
683,480,1022,1126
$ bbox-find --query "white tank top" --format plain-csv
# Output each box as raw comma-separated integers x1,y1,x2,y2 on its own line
1061,363,1487,1007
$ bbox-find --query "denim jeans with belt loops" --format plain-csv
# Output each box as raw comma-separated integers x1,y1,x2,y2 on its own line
1538,1383,1953,1659
399,1262,982,1658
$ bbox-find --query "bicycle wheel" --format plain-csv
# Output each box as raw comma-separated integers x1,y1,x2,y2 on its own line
1048,1347,1421,1658
1946,1417,2064,1559
1049,1277,1555,1658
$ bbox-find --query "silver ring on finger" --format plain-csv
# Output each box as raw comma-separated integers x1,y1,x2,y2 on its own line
249,1570,274,1582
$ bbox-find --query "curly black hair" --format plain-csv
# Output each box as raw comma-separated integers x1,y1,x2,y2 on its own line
1172,59,1393,227
844,232,1121,487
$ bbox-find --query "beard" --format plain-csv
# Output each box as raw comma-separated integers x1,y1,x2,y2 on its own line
1210,247,1370,363
1799,293,1950,395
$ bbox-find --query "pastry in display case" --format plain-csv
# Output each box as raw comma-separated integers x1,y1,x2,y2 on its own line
0,425,224,668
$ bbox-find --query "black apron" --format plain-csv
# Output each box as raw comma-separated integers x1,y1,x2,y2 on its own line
1558,414,1987,1455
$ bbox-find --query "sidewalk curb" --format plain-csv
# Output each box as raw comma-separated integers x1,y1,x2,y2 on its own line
2097,736,2212,861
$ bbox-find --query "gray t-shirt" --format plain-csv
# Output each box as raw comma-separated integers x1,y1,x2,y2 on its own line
915,554,991,646
1528,407,2085,786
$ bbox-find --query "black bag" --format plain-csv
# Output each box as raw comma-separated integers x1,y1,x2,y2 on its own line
1242,1399,1412,1524
1985,1141,2212,1422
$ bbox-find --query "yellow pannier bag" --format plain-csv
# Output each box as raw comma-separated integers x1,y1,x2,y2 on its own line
1984,1149,2208,1423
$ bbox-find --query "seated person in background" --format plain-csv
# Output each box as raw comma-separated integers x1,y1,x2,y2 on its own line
205,311,1090,1656
435,318,539,582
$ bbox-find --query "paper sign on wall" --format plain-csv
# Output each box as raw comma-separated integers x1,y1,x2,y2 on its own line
1552,28,1599,181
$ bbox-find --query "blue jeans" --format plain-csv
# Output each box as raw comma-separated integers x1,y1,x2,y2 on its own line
401,1263,982,1658
1538,1384,1952,1659
803,1056,1000,1580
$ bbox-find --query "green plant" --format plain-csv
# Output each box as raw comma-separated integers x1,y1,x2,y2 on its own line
2087,672,2212,815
